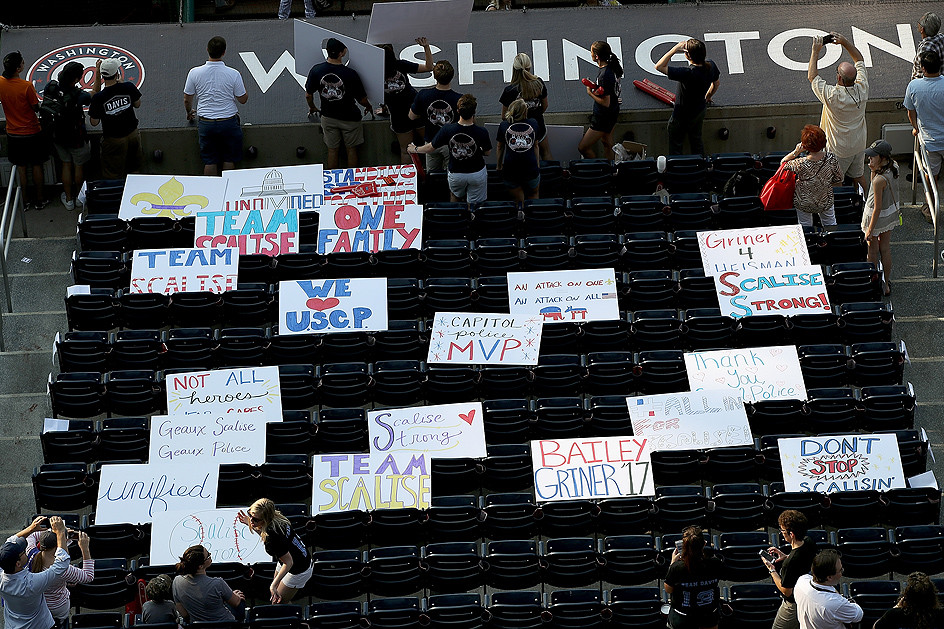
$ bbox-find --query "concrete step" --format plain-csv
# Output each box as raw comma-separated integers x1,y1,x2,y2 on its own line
19,202,80,238
6,237,76,274
0,352,53,395
1,311,68,352
7,272,72,312
0,483,40,537
0,393,52,436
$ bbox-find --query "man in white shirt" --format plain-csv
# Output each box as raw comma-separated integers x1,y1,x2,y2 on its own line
183,36,249,175
808,32,869,195
794,550,864,629
0,516,71,629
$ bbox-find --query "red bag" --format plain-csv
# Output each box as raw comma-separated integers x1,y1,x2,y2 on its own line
760,163,797,211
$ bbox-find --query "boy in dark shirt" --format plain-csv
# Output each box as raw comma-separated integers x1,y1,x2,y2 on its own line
763,510,818,629
89,58,143,180
409,60,461,172
654,38,720,156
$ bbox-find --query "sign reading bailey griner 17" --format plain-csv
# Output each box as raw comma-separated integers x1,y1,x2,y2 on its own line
129,247,239,295
713,264,831,319
531,436,654,502
278,277,388,335
317,204,423,254
697,225,810,276
778,434,906,494
194,208,299,256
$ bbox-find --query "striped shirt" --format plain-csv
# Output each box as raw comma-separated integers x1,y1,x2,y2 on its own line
913,33,944,79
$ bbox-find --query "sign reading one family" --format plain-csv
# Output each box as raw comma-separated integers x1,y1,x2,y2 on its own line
95,463,219,525
323,165,419,206
312,451,431,513
685,345,807,403
149,508,271,565
531,436,654,502
316,204,423,254
148,414,268,465
129,247,239,295
278,278,388,335
426,313,543,365
778,434,906,493
165,366,283,422
222,164,325,211
713,265,831,319
697,225,810,276
507,269,620,323
194,208,300,256
368,402,486,459
626,391,752,452
118,175,229,220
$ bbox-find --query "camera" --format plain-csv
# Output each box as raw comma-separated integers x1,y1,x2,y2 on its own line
822,34,835,44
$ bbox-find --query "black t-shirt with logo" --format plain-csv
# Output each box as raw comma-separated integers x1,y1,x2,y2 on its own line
305,61,366,122
89,81,141,138
384,59,420,116
497,117,539,180
664,556,722,622
593,65,621,119
431,122,492,174
262,522,311,575
410,87,462,140
499,81,548,139
667,60,720,118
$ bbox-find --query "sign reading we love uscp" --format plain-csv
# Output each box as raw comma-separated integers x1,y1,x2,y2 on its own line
278,278,388,335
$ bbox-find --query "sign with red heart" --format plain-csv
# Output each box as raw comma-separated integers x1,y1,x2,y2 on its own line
684,345,806,404
368,402,486,459
278,277,388,335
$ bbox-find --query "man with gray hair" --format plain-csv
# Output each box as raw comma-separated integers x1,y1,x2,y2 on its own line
913,12,944,79
904,50,944,223
808,32,869,194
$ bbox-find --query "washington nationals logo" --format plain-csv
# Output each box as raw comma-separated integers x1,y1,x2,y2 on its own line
28,43,145,99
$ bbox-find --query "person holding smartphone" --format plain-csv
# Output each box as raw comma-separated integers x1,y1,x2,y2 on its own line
762,510,818,629
0,516,71,629
27,527,95,626
664,525,722,629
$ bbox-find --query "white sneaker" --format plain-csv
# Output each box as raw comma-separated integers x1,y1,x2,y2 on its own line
60,192,75,211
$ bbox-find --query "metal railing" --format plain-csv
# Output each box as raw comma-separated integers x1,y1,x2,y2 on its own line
911,135,940,278
0,165,30,351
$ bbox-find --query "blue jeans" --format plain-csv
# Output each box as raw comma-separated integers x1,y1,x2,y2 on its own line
279,0,316,18
197,116,243,166
667,108,707,156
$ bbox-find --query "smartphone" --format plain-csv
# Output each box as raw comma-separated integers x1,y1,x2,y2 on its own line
675,540,684,552
759,549,775,563
822,34,835,44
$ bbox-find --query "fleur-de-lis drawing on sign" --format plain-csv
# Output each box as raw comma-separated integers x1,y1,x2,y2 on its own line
130,177,209,218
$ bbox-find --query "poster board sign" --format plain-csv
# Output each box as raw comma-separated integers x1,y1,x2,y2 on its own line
427,312,543,365
278,277,388,335
368,401,486,459
222,164,325,211
149,414,268,465
316,204,423,254
697,225,810,276
323,165,419,206
194,208,299,256
129,247,239,295
627,391,752,452
165,366,283,422
531,436,654,502
685,345,806,403
312,451,431,513
95,463,219,525
366,0,474,44
778,434,906,493
118,175,228,221
713,264,830,319
293,21,386,114
507,268,620,324
149,508,272,565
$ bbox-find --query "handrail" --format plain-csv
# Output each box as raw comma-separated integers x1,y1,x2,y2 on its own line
0,164,30,351
911,135,940,277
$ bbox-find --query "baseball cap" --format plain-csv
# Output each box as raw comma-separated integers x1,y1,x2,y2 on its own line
0,537,27,573
864,139,892,159
100,58,121,79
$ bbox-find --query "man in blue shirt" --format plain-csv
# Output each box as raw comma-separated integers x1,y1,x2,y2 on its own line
0,516,71,629
904,50,944,223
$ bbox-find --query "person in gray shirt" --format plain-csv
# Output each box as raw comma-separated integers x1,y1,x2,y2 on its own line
172,545,245,623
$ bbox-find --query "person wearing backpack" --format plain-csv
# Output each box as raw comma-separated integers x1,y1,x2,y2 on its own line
0,51,50,209
49,61,92,211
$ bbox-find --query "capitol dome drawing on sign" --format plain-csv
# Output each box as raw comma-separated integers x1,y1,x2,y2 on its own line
241,169,306,197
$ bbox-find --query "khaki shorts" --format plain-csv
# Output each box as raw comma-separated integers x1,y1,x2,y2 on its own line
321,116,364,149
836,150,865,179
54,141,91,165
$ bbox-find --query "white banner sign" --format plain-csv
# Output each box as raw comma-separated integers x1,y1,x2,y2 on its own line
149,414,268,465
698,225,810,276
627,391,752,452
508,268,620,324
323,165,419,206
531,436,654,502
119,175,228,220
369,402,486,458
312,451,430,513
194,208,300,257
278,277,388,335
427,313,543,365
713,265,830,319
129,247,239,295
149,508,272,565
366,0,474,44
95,464,219,525
222,164,325,211
778,434,906,493
165,366,283,422
685,345,807,403
316,203,423,254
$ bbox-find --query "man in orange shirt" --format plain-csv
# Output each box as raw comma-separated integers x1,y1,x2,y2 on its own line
0,52,49,209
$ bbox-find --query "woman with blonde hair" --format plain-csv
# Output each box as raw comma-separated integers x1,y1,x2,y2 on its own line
238,498,312,603
500,52,550,159
496,98,541,203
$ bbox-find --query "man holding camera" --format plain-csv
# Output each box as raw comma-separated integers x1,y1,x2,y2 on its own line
808,32,869,195
0,516,71,629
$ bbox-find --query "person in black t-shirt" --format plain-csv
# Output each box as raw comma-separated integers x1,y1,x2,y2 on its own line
50,61,92,210
409,93,491,206
409,60,462,172
874,572,944,629
238,498,312,604
305,38,372,169
496,99,540,203
378,37,433,164
763,510,818,629
577,40,622,160
664,525,722,629
655,38,720,156
89,57,143,180
500,52,550,159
